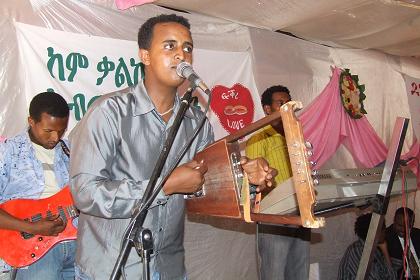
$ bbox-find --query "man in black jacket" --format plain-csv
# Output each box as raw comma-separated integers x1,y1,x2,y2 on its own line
386,207,420,280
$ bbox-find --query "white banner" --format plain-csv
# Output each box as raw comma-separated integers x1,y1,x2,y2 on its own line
404,74,420,140
14,22,262,140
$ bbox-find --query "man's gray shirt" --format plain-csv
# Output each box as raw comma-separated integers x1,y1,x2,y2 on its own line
69,81,214,279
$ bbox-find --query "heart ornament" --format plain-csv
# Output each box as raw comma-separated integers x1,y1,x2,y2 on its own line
210,84,255,134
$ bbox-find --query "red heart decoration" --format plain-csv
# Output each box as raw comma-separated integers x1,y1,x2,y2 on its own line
210,84,255,134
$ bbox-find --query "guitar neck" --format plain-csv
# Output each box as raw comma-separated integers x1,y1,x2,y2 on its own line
33,205,78,221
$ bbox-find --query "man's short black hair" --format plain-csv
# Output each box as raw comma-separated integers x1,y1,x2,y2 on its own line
354,213,372,241
138,14,191,50
261,85,291,106
395,207,415,224
29,92,69,122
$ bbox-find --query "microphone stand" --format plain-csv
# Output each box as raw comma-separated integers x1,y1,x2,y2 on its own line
110,87,195,280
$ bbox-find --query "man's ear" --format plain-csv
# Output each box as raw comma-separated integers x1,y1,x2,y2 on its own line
28,116,35,128
263,105,271,115
410,215,415,227
139,49,150,66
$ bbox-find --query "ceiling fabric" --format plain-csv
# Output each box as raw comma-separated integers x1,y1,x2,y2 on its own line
151,0,420,57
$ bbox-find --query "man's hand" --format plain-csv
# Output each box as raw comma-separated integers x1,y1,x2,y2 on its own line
29,214,66,236
377,240,393,267
240,156,277,193
377,240,388,252
163,160,208,195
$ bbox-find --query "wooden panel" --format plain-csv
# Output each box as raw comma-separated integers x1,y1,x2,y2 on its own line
280,101,325,228
223,111,282,143
186,140,242,218
250,213,302,226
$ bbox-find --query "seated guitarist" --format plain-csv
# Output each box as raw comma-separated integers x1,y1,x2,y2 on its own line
0,92,76,279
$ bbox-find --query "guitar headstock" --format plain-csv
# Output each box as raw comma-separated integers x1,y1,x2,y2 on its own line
280,101,325,228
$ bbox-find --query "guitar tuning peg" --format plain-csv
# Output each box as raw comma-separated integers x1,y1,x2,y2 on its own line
311,170,318,176
305,141,313,150
310,161,317,167
313,178,319,185
306,150,313,157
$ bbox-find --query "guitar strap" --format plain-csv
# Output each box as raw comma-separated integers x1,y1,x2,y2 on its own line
59,140,70,158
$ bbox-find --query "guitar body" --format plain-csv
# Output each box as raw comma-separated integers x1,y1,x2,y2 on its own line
0,186,78,268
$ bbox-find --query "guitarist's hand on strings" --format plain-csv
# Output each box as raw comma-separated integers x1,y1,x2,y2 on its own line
240,157,277,193
0,209,65,237
163,160,208,195
30,214,66,236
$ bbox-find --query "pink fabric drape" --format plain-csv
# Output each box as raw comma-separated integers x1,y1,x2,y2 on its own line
402,139,420,164
115,0,155,10
299,67,388,168
402,139,420,188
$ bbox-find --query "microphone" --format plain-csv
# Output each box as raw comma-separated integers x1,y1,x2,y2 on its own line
176,62,211,95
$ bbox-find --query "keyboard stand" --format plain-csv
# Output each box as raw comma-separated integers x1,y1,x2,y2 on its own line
356,117,409,280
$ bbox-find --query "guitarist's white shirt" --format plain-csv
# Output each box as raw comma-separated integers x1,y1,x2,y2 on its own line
32,142,60,198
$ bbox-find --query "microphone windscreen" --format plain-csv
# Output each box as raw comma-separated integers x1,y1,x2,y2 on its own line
176,61,192,79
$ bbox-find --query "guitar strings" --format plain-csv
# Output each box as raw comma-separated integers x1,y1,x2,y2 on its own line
27,205,78,222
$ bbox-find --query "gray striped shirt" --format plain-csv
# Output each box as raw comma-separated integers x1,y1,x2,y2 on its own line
338,239,396,280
